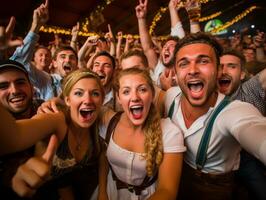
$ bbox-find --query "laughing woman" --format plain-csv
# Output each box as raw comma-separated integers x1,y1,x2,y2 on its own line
0,69,105,199
98,68,186,200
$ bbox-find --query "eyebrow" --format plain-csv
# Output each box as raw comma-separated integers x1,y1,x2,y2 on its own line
177,54,212,63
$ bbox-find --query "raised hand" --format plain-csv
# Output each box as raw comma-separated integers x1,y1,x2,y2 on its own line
71,22,80,42
31,0,49,33
117,31,123,41
135,0,148,19
37,97,64,114
0,17,23,51
168,0,183,10
12,135,58,197
105,24,115,43
253,31,265,48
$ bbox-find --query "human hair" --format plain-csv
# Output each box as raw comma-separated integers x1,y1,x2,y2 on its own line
222,48,246,70
52,45,78,61
61,68,105,155
113,68,163,177
62,68,105,98
174,32,223,67
34,45,51,55
92,51,116,69
161,35,179,48
120,49,148,68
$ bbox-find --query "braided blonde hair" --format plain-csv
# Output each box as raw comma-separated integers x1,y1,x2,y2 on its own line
113,68,163,177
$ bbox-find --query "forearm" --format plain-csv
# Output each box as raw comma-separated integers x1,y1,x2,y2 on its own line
10,31,40,65
98,151,109,197
138,18,153,52
109,41,116,57
169,6,180,28
116,39,122,59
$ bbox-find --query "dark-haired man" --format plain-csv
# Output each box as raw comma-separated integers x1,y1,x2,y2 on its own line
164,32,266,199
218,48,266,200
0,59,43,199
10,0,78,100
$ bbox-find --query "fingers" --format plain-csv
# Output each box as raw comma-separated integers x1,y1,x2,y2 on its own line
37,100,59,114
12,157,49,197
44,0,49,8
12,175,36,197
7,38,23,48
108,24,111,32
5,16,16,38
42,134,58,163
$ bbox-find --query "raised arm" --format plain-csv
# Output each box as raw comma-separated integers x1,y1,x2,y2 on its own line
253,31,266,62
169,0,185,38
185,0,201,33
78,35,98,68
124,34,134,53
70,22,80,52
0,17,23,59
135,0,158,70
105,24,116,57
116,31,123,60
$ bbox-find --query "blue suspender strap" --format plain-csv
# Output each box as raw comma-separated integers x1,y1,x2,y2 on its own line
196,96,231,170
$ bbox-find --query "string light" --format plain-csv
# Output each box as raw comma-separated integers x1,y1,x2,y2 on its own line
199,11,221,22
210,6,257,33
149,0,211,35
39,1,258,39
149,7,167,35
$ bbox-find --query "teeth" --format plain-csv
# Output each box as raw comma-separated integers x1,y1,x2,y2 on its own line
10,96,25,103
130,105,142,109
80,108,93,112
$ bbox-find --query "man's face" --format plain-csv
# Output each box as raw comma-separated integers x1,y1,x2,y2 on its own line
175,43,218,107
92,55,114,88
161,40,177,67
0,69,33,114
218,55,245,96
243,48,255,62
34,48,52,72
53,50,77,77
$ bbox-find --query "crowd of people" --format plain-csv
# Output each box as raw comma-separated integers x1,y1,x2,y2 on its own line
0,0,265,199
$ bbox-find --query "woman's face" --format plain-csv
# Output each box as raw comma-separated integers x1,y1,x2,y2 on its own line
117,74,153,127
65,78,103,128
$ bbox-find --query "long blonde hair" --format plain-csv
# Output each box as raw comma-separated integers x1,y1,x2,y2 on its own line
113,68,163,176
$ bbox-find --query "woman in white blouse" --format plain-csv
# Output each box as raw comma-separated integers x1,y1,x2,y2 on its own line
98,68,186,200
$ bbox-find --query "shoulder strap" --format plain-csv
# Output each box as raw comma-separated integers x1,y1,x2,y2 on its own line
196,96,231,170
105,111,123,145
167,100,175,119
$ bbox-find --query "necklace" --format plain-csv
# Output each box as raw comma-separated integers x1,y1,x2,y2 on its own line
72,131,84,151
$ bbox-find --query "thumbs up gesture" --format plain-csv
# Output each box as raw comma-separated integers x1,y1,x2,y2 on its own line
11,135,58,197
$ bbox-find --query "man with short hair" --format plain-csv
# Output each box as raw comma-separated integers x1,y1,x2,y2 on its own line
10,0,78,100
218,48,266,200
91,51,116,110
164,32,266,199
33,45,52,73
0,59,43,199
